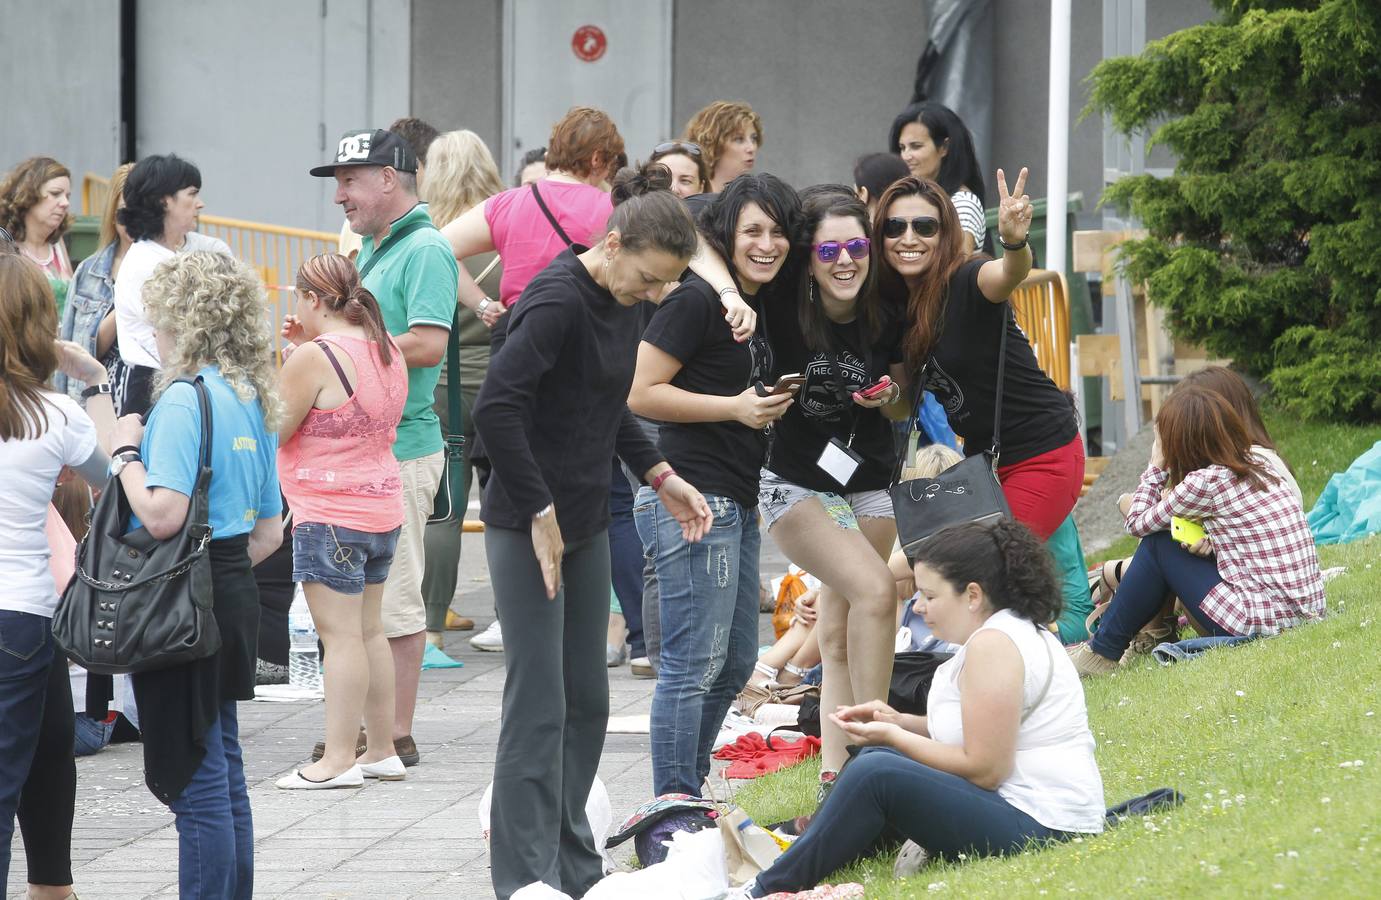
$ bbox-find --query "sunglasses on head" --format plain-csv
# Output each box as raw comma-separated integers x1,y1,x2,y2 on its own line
882,216,940,239
652,141,702,157
812,237,871,264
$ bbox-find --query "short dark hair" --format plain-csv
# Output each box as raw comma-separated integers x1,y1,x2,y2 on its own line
388,117,441,165
853,152,910,203
514,146,547,186
606,163,698,260
794,185,881,352
697,172,800,290
887,102,985,206
118,154,202,242
913,520,1063,628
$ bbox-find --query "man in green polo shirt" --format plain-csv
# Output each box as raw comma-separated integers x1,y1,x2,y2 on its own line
310,128,459,766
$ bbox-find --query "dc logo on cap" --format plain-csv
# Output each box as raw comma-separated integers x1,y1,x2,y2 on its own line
337,132,373,163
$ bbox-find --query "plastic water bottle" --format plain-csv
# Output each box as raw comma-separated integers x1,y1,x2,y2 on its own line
287,585,322,692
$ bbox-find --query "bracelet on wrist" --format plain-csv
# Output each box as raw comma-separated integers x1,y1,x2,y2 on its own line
112,444,141,458
717,286,740,298
533,503,554,520
650,467,677,491
999,236,1029,252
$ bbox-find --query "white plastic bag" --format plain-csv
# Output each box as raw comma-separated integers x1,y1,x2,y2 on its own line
512,883,574,900
478,776,615,872
583,827,728,900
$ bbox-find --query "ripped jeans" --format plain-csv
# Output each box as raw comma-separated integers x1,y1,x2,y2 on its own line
634,487,761,796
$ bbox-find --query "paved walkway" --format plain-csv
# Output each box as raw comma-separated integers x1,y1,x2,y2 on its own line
8,522,787,899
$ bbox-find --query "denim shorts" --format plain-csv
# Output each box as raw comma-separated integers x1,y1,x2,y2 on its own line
758,469,894,531
292,522,401,595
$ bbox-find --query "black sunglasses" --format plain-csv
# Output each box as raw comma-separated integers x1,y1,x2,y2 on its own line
882,216,940,240
0,225,14,244
652,141,702,157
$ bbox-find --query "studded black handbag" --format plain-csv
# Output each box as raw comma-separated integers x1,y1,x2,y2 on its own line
52,376,220,674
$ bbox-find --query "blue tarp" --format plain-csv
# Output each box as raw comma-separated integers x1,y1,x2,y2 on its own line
1308,439,1381,545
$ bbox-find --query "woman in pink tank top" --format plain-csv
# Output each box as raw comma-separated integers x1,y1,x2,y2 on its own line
274,253,410,789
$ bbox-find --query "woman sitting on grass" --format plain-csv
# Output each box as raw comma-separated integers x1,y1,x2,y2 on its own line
1068,385,1325,677
738,520,1105,896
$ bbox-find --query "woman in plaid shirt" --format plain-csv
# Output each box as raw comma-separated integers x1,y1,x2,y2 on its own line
1069,385,1326,677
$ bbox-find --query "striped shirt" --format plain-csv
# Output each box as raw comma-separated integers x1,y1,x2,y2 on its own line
1125,457,1326,635
952,189,987,248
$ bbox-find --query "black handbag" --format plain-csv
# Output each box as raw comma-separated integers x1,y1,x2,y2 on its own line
52,376,220,674
890,306,1015,559
429,311,466,524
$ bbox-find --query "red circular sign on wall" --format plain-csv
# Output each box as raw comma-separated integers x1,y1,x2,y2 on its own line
572,25,607,62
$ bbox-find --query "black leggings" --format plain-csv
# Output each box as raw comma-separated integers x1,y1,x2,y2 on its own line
18,653,76,886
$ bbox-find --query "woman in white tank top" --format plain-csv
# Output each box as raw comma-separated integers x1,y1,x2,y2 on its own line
741,520,1104,897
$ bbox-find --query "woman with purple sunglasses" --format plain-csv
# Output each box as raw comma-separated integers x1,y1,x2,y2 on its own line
752,186,911,804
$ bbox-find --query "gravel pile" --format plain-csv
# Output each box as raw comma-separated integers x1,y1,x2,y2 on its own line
1073,425,1156,553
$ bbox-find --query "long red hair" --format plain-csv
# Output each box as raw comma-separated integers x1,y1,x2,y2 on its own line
871,176,972,371
1156,385,1274,490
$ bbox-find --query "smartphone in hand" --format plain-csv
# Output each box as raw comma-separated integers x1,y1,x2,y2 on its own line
756,373,806,397
857,375,893,399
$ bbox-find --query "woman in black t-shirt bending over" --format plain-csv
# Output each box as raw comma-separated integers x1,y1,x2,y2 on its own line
628,173,801,797
876,172,1083,540
757,187,911,790
473,166,713,899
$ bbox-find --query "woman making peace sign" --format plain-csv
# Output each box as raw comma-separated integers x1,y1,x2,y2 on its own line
874,169,1083,541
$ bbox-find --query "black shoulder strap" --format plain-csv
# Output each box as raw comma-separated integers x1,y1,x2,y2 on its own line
991,305,1011,463
313,340,354,397
357,216,434,281
174,375,213,474
530,182,575,247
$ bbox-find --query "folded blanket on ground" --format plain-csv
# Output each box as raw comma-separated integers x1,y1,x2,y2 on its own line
714,732,821,779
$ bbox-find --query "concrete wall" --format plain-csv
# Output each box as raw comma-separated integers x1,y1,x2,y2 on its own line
670,0,929,190
411,0,504,158
1,0,121,207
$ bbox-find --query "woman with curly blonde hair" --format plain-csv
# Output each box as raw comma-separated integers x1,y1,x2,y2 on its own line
682,100,763,193
112,250,283,899
0,156,75,316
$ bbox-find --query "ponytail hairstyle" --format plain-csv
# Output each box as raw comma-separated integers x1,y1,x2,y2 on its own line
1155,384,1275,490
912,519,1062,628
295,253,397,366
873,176,972,371
603,162,698,260
0,253,61,439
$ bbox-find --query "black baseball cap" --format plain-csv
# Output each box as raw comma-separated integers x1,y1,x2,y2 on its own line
310,129,417,177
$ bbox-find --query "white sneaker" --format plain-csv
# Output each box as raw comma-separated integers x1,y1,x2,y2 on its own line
470,620,503,652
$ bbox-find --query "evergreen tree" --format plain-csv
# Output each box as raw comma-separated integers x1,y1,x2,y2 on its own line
1088,0,1380,421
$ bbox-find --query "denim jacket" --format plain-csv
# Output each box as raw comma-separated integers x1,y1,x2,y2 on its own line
56,241,119,401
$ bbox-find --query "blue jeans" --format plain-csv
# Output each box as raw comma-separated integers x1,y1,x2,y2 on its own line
169,700,253,900
635,488,761,796
1090,530,1233,661
753,747,1069,895
609,458,646,658
74,714,116,756
0,610,55,888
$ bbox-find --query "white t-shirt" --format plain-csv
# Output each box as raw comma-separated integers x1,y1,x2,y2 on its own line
0,392,99,618
927,608,1106,833
69,667,140,728
115,232,232,369
1253,446,1301,504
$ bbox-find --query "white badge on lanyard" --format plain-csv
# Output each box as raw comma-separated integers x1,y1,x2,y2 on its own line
817,435,863,487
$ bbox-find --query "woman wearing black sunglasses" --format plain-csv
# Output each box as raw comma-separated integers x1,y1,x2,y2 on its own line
753,186,911,795
875,172,1084,543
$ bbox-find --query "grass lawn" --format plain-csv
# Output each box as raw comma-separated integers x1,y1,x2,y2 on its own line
735,416,1381,898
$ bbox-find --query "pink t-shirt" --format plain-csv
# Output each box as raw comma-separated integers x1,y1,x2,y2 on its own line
278,334,408,533
484,180,613,306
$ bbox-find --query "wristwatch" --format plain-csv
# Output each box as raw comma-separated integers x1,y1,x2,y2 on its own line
109,450,141,477
476,297,493,319
82,382,113,400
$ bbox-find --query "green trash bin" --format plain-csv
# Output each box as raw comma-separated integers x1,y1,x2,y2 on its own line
66,215,103,265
